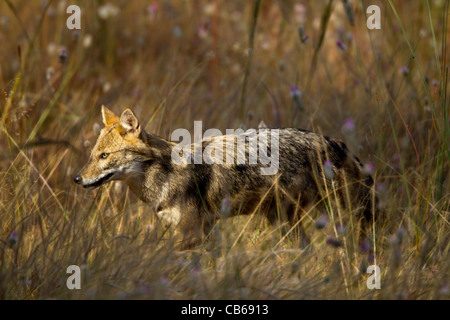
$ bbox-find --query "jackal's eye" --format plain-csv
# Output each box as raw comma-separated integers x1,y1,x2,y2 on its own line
99,153,109,159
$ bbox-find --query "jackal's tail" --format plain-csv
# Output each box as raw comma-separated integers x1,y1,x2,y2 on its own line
325,138,379,224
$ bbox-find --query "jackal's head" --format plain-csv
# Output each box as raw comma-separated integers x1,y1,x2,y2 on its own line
74,106,153,189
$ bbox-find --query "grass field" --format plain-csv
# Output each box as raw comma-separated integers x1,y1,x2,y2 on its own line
0,0,448,299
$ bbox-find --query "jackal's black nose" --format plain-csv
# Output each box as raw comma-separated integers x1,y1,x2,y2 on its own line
73,175,82,184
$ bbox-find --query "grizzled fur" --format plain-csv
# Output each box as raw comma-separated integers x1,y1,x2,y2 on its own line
75,107,376,247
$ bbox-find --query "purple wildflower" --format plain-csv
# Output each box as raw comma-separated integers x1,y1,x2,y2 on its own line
326,237,342,248
401,66,409,76
396,227,405,244
342,118,355,133
290,86,304,111
148,2,158,14
59,49,67,64
173,26,183,38
323,160,335,180
297,26,309,43
191,267,200,277
221,197,232,217
393,153,400,168
290,85,301,98
8,231,18,246
375,182,386,193
336,41,346,52
314,214,329,230
198,25,208,39
20,279,32,287
439,285,449,296
363,162,376,175
359,238,371,253
336,223,347,235
159,276,170,287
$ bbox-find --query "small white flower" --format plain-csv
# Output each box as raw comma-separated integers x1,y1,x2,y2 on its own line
83,34,93,48
93,123,101,136
46,67,55,81
98,3,120,20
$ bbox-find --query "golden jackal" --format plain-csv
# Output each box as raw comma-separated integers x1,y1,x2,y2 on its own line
74,107,377,247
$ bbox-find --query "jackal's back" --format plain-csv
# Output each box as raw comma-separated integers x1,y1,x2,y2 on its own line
178,128,375,221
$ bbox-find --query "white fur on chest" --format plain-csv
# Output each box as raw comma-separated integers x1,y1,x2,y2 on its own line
156,208,181,227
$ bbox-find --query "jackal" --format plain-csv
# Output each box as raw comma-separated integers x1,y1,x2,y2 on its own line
74,107,377,247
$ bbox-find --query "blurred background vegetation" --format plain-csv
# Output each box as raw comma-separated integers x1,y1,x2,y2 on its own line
0,0,448,299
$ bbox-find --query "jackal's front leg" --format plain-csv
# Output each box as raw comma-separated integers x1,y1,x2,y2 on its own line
156,207,205,250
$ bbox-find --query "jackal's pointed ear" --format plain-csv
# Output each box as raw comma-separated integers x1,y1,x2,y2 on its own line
119,108,140,135
101,105,119,127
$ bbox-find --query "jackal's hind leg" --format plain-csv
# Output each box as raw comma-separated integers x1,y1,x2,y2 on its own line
286,202,311,249
266,200,311,249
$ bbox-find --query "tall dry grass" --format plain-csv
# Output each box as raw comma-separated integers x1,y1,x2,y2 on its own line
0,0,448,299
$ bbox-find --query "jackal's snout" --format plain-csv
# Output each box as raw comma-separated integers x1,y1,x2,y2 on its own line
72,170,115,189
73,174,82,185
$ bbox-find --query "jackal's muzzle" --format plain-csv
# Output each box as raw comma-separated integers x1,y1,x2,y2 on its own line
73,172,114,189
